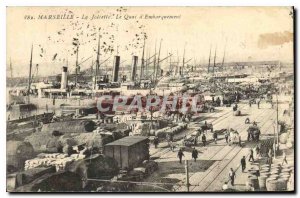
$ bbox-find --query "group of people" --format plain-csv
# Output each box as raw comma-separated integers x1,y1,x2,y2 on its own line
177,147,199,163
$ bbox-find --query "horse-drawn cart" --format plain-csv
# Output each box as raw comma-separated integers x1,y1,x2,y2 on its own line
247,125,261,142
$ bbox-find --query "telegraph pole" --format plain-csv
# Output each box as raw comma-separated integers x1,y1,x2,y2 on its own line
276,92,279,151
185,160,190,192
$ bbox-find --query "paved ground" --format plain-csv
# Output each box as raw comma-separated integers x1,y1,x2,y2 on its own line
136,99,292,192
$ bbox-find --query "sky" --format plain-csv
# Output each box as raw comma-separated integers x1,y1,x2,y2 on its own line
6,6,294,77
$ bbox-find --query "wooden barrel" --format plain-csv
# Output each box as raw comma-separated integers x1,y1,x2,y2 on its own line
281,164,291,169
271,164,281,169
270,170,279,175
266,179,277,191
261,164,270,169
277,178,288,191
270,166,280,170
258,176,268,189
270,165,280,170
260,172,270,177
248,176,259,189
250,170,259,176
281,169,291,175
281,176,289,181
270,168,279,173
274,163,282,166
279,173,291,177
287,175,294,191
260,168,270,173
268,174,279,180
252,162,260,166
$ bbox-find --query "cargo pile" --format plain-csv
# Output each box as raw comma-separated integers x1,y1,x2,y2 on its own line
155,123,188,138
24,153,86,171
246,162,294,191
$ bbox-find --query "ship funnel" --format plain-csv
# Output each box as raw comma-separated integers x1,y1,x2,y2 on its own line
61,66,68,89
112,56,120,82
131,56,138,81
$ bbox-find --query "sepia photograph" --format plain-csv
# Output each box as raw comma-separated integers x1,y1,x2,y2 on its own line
6,6,294,192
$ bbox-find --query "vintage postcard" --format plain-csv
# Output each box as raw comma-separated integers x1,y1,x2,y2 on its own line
6,7,294,192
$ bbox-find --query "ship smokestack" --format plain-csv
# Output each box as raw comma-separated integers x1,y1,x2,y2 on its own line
112,56,120,82
61,66,68,89
131,56,138,81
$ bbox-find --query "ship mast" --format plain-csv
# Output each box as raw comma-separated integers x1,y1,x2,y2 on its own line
153,40,157,81
94,33,101,90
28,44,33,103
169,50,172,74
75,44,79,87
221,42,227,72
207,45,211,74
140,37,146,83
9,57,13,78
213,46,217,76
176,50,179,76
155,39,162,81
182,43,186,75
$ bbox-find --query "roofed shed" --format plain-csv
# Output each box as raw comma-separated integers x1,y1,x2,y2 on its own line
104,136,149,170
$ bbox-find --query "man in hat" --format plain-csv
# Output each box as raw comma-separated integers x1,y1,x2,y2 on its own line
213,131,218,144
202,134,207,147
241,156,246,172
249,148,255,162
192,147,199,162
229,168,236,186
177,148,185,164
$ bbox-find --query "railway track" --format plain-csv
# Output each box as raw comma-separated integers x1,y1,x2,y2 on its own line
173,106,276,191
151,103,249,158
202,108,277,191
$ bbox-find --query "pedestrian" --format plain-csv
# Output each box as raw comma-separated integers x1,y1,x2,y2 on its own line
241,156,246,172
238,135,242,147
257,100,260,109
177,149,184,164
225,131,229,143
255,145,260,159
202,134,207,147
249,100,252,107
153,137,159,149
171,141,176,151
282,151,288,165
213,132,218,144
192,147,198,162
249,148,255,162
229,168,236,186
268,149,273,166
194,136,198,146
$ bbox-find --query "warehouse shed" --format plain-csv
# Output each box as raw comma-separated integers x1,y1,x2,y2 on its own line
104,136,149,170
